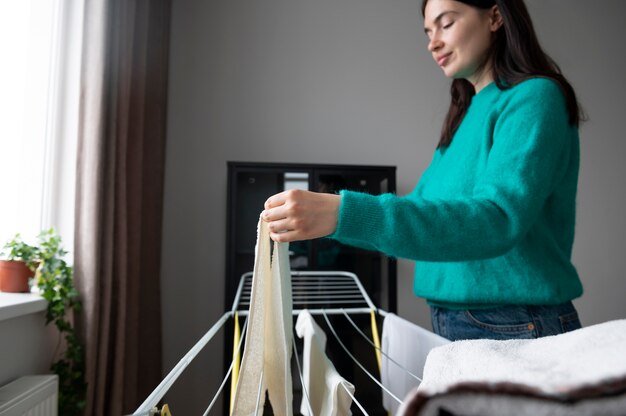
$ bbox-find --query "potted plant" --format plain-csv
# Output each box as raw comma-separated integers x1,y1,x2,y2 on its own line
1,230,86,415
0,235,39,292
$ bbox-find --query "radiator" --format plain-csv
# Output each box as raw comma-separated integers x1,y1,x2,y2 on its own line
0,376,58,416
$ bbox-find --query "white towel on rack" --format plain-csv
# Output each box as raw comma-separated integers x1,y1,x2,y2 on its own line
232,216,293,416
381,313,450,414
295,309,355,416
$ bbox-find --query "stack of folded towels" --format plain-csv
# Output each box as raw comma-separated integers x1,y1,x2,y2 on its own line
398,319,626,416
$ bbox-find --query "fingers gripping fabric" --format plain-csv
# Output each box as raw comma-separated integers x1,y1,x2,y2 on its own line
232,217,293,416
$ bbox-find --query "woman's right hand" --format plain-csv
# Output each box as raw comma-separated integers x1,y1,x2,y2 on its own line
262,189,341,243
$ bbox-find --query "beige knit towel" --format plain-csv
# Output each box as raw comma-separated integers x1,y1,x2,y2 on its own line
232,216,293,416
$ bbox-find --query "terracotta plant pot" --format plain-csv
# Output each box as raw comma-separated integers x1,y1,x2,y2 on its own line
0,260,34,293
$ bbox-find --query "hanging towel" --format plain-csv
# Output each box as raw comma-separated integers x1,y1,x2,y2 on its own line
381,313,450,414
232,216,293,416
295,309,355,416
398,319,626,416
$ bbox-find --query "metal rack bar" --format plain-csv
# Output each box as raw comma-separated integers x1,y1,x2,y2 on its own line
236,307,379,317
135,271,405,415
342,382,369,415
321,310,403,405
233,271,380,315
133,312,232,414
202,318,249,416
341,309,422,383
254,370,264,415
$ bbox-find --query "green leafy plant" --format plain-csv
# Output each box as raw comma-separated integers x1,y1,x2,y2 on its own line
2,230,86,415
0,234,39,271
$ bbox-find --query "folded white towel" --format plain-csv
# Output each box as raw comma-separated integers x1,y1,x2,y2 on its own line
398,319,626,416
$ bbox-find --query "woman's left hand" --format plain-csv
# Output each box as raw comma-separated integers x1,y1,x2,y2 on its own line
263,189,341,242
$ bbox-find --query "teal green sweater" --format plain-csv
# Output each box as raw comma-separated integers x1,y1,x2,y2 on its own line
330,78,583,308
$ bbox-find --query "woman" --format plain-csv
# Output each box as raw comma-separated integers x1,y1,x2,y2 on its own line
262,0,584,341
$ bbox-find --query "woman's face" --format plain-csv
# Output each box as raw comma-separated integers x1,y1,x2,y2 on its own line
423,0,502,90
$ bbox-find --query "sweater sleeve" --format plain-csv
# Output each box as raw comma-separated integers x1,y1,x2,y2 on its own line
329,79,576,261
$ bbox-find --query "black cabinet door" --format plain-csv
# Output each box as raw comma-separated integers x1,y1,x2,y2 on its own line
226,161,396,312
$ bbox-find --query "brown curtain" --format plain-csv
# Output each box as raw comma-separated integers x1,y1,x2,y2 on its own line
73,1,171,415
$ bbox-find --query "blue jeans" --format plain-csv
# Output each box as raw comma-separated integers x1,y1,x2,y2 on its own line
430,301,582,341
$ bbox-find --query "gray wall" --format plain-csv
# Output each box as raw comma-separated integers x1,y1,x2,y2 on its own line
160,1,626,413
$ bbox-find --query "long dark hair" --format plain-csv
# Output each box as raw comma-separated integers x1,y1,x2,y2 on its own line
422,0,583,148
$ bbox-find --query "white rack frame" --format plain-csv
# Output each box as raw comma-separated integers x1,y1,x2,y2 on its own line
132,271,388,416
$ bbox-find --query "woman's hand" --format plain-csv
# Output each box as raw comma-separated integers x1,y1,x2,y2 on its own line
263,189,341,242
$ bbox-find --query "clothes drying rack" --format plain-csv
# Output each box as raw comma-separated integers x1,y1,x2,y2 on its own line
132,271,422,416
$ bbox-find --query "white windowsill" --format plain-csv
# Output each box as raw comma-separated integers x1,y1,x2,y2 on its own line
0,292,46,322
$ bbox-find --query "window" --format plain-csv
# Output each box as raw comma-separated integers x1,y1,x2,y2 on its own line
0,0,83,253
